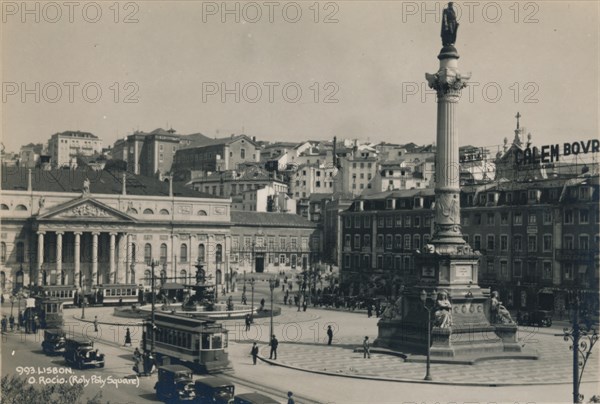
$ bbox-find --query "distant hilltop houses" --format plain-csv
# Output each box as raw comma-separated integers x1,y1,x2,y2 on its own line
0,115,598,306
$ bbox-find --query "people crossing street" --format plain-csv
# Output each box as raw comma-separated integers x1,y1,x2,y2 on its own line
251,342,259,365
269,335,278,360
327,325,333,345
363,336,371,359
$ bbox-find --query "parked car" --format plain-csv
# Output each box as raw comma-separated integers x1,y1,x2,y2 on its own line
234,392,280,404
194,376,235,404
63,337,105,369
42,329,66,355
518,310,553,327
155,365,196,403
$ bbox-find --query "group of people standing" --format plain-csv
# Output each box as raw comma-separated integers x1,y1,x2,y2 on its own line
132,347,157,376
1,311,40,334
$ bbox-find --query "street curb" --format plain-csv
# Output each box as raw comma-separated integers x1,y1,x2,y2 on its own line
254,347,578,387
72,314,145,327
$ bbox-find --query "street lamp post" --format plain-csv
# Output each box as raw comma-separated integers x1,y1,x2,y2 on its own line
150,259,159,355
81,296,86,319
10,295,14,318
420,289,434,381
563,290,599,403
250,278,255,322
269,279,275,339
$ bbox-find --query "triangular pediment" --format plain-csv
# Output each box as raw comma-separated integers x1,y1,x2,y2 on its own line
37,197,136,222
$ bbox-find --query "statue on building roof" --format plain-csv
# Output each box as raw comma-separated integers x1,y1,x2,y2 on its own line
82,178,90,195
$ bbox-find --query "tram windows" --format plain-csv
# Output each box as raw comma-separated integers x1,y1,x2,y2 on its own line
202,335,210,350
212,335,222,349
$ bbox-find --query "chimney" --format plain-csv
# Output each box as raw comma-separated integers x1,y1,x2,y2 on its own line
27,168,32,192
122,172,127,195
333,136,337,168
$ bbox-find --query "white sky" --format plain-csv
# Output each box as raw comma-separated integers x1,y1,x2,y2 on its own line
1,1,598,153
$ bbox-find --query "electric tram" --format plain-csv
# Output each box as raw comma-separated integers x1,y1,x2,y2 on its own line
24,296,64,329
87,284,141,305
143,312,232,374
38,285,78,307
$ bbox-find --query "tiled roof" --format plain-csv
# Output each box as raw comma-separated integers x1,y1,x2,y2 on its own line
231,211,317,228
1,167,222,199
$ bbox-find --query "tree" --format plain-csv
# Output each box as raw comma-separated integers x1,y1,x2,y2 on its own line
1,375,102,404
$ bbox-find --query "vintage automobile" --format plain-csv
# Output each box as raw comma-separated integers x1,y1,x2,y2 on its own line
518,310,553,327
233,392,280,404
194,376,235,404
42,329,66,356
63,337,105,369
154,365,196,403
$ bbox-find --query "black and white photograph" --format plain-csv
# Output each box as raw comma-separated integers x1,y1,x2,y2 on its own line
1,1,598,403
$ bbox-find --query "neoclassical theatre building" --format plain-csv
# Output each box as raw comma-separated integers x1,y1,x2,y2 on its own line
0,167,233,294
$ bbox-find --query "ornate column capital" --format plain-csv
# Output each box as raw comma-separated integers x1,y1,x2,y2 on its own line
37,231,46,236
73,231,83,237
426,68,470,98
55,231,64,236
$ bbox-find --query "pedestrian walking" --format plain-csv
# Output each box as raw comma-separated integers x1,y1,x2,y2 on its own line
260,298,265,311
287,391,295,404
269,334,278,360
133,349,141,376
93,316,98,332
17,311,23,331
1,316,7,333
367,305,373,318
327,325,333,345
124,327,132,346
363,336,371,359
9,314,15,331
302,301,307,312
245,314,251,331
283,295,288,305
33,315,40,333
250,342,259,365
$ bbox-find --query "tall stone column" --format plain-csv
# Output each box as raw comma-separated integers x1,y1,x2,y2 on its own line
56,231,63,285
74,232,81,288
125,234,132,284
109,233,116,284
426,47,470,251
92,232,99,287
37,231,45,286
118,233,126,284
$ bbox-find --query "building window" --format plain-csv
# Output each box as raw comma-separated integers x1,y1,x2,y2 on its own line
377,255,383,269
404,216,411,227
487,261,495,275
160,243,168,264
564,263,573,280
395,216,402,227
215,244,223,263
474,214,482,225
514,212,522,225
377,217,384,228
528,213,537,224
404,235,411,250
376,235,384,248
364,234,370,248
180,244,188,263
527,235,537,252
500,260,508,278
354,235,361,249
513,261,522,278
344,255,350,268
579,210,589,224
564,210,573,224
487,235,495,251
198,244,205,262
563,235,574,249
500,212,509,225
543,210,552,224
487,213,495,225
0,242,5,263
364,216,371,228
345,217,351,228
354,216,360,228
543,262,552,279
241,149,246,159
414,216,421,228
385,235,393,249
386,217,393,228
543,235,552,252
395,235,402,249
473,235,481,250
145,243,152,265
500,235,508,251
514,235,522,251
579,235,589,250
413,234,421,250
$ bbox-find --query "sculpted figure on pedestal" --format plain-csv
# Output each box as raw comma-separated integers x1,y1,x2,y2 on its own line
434,290,453,328
490,291,514,324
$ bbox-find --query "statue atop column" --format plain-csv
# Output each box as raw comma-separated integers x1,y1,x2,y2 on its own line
441,2,459,46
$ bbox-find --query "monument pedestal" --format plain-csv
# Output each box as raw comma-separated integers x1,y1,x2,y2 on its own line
375,248,520,358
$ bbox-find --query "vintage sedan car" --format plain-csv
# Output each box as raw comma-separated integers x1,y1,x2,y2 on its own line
194,376,235,404
234,392,280,404
518,310,553,327
63,338,105,369
155,365,196,403
42,329,66,356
